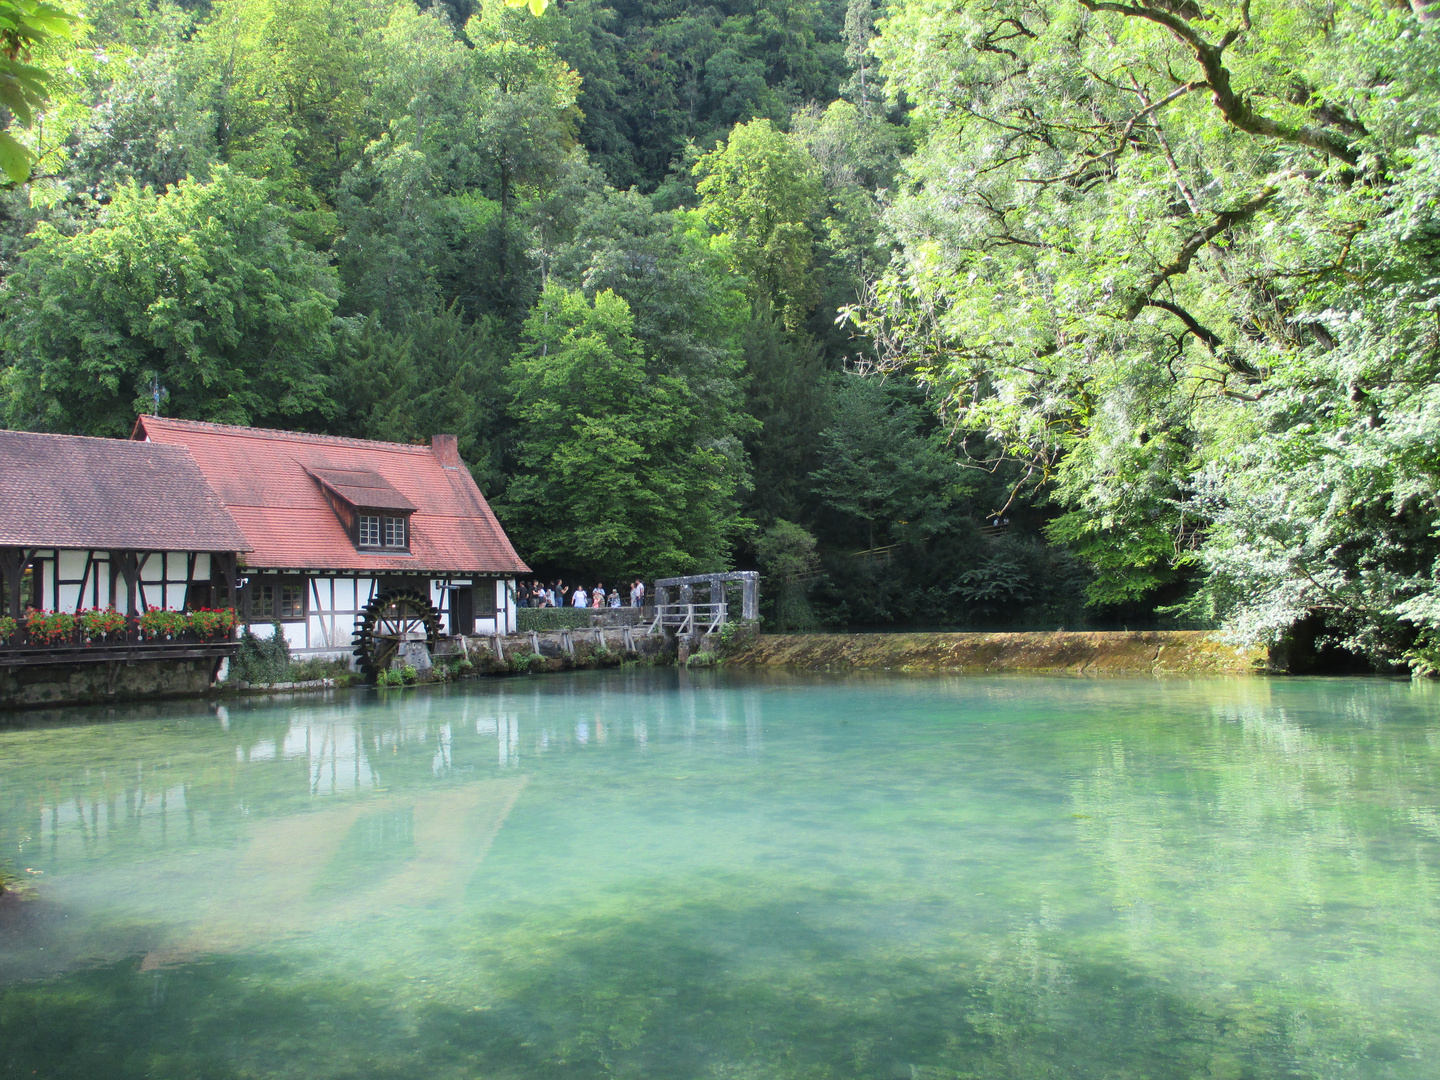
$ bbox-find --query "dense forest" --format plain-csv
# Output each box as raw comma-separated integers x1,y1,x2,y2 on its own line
0,0,1438,669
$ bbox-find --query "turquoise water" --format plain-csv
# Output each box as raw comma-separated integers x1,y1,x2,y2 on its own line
1,671,1438,1079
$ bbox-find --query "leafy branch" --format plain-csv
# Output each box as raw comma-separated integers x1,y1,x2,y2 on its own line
1076,0,1360,164
0,0,79,183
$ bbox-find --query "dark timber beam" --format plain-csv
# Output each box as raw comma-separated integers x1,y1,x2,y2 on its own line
0,547,23,619
110,551,140,617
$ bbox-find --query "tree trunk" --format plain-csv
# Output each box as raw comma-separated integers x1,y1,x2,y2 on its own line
498,158,510,292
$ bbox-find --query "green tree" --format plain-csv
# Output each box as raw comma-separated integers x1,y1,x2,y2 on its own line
182,0,389,197
695,117,824,326
755,518,819,630
467,5,581,231
740,304,831,525
330,302,510,490
66,7,206,198
501,284,751,578
811,374,968,550
858,0,1440,664
546,180,755,470
2,167,338,435
535,1,848,191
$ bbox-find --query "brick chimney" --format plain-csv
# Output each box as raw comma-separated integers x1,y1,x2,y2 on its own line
431,433,461,467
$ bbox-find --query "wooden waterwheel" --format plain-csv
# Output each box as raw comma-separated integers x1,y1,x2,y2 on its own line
353,590,440,676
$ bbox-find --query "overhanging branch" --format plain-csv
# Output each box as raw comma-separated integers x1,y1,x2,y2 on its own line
1076,0,1360,165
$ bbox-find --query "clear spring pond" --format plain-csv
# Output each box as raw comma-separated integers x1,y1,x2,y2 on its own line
2,671,1439,1079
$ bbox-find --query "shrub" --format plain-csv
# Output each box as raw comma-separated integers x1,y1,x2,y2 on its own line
517,607,594,632
376,667,401,687
399,664,418,684
78,608,127,639
25,608,75,644
232,624,291,683
686,650,718,668
717,618,759,652
289,656,351,682
0,615,17,643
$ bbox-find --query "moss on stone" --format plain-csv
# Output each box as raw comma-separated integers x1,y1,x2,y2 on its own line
725,631,1269,676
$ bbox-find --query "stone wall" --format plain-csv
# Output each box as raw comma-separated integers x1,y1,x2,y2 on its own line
464,626,671,665
0,657,220,710
723,631,1270,676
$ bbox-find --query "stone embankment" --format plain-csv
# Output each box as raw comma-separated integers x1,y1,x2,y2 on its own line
456,625,669,671
0,656,221,710
724,631,1269,676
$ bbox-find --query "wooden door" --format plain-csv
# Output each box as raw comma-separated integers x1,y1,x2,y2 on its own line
450,587,474,636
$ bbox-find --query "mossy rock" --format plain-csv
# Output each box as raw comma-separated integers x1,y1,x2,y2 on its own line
725,631,1266,676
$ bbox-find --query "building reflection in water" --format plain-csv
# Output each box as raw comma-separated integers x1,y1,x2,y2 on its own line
21,680,769,874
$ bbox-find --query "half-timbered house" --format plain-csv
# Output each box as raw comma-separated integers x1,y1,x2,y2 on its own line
0,430,250,675
135,417,528,668
0,430,249,620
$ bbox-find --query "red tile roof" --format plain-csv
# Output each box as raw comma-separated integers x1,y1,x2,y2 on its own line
135,417,529,576
308,467,416,512
0,429,249,552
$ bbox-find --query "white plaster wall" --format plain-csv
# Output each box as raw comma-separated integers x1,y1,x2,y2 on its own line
335,578,357,611
500,579,517,634
57,550,87,580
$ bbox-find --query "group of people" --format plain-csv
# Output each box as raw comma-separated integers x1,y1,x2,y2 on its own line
516,579,647,610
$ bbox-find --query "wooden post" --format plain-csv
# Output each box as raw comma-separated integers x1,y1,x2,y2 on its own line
491,634,504,661
110,551,139,616
529,630,541,654
0,547,23,619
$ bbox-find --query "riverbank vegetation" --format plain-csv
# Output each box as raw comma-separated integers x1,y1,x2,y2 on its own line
1,0,1438,670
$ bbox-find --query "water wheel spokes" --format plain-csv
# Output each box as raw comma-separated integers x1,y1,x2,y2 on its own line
354,589,440,677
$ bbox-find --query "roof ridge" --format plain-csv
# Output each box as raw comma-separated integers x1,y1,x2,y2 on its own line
2,427,190,450
140,416,436,454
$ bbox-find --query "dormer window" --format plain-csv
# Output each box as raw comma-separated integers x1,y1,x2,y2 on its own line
308,466,416,554
359,514,408,550
359,515,380,547
384,516,406,548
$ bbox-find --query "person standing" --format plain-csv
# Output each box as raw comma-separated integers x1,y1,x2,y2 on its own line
573,586,589,608
631,579,645,608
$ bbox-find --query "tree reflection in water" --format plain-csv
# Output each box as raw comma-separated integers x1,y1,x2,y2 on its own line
1,672,1436,1079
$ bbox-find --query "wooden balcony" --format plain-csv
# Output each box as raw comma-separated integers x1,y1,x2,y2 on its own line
0,623,239,668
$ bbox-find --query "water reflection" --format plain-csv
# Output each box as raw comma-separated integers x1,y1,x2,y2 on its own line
2,672,1439,1079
